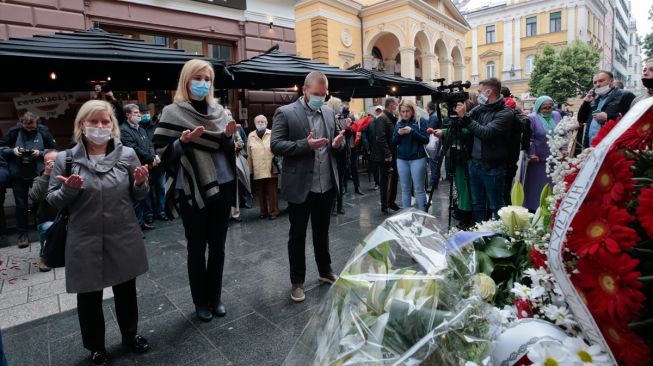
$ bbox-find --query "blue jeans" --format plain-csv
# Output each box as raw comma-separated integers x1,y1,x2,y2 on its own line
150,167,167,215
469,160,506,222
428,157,439,188
396,158,427,211
37,221,54,258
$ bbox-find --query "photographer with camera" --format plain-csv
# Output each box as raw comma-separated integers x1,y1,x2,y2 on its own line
0,111,58,247
454,78,513,223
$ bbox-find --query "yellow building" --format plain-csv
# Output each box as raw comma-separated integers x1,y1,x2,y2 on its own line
295,0,470,110
460,0,613,109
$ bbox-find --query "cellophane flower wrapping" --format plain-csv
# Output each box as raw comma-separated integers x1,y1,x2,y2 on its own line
283,210,502,366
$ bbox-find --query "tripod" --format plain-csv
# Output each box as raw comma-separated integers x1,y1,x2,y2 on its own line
425,117,472,230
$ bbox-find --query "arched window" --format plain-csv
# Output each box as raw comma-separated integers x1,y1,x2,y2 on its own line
526,55,535,73
486,61,496,78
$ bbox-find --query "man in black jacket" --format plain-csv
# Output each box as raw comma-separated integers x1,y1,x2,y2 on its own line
0,112,58,247
120,104,158,230
455,78,514,222
577,71,635,148
370,97,399,213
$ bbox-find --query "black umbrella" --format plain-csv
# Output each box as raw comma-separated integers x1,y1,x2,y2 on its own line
332,67,440,99
222,46,372,91
0,27,229,92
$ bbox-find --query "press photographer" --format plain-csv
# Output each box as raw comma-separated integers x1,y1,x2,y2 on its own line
453,78,513,223
0,111,58,247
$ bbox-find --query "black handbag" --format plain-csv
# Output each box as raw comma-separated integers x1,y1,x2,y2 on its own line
42,150,73,268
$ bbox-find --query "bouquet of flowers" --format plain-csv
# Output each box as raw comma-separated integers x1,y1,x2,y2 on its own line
284,210,502,365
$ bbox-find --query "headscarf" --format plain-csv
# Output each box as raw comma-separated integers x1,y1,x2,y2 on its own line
534,96,556,133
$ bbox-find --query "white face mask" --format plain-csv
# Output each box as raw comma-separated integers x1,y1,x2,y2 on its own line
256,124,266,132
84,126,112,145
594,85,611,96
130,115,141,124
477,91,490,105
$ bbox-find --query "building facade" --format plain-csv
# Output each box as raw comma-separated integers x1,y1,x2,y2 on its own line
625,19,643,94
295,0,469,109
459,0,614,103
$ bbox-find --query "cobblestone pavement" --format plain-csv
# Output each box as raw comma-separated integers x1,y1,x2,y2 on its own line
0,181,453,365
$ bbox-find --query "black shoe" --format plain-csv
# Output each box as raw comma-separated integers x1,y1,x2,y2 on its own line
388,203,400,211
381,207,389,214
337,208,345,215
141,223,154,231
144,217,154,225
354,189,365,195
91,351,108,366
156,213,170,221
211,303,226,317
123,334,150,354
330,209,338,217
195,306,213,322
241,202,252,209
230,216,242,223
318,272,338,284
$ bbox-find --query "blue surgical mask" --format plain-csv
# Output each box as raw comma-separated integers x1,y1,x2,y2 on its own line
140,114,151,123
477,91,489,105
307,95,325,110
190,80,211,98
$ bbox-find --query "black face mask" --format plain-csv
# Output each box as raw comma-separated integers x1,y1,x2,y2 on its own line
642,78,653,89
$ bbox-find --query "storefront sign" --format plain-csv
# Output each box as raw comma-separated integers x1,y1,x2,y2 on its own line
191,0,246,10
13,92,75,119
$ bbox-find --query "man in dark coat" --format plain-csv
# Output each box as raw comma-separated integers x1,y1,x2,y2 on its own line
120,104,157,230
577,71,635,149
0,111,58,247
370,97,399,213
455,78,514,222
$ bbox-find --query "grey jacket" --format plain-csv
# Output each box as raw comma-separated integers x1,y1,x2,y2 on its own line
47,139,149,293
271,99,341,204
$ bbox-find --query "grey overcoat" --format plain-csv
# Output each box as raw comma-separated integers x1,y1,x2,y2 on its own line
47,139,149,293
270,99,342,204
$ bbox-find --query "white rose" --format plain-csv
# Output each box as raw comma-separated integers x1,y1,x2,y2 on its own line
497,205,532,236
472,273,496,301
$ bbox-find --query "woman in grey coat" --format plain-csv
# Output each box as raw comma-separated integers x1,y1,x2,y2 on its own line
47,100,151,366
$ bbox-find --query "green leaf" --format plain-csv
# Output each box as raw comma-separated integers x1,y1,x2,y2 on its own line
511,181,525,207
485,236,517,258
477,251,494,275
539,184,551,210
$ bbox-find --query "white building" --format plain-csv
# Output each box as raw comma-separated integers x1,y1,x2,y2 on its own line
626,18,643,94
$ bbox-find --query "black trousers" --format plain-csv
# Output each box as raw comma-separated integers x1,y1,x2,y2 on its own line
180,180,235,306
349,148,361,190
77,279,138,352
377,158,398,209
288,189,336,284
387,157,398,206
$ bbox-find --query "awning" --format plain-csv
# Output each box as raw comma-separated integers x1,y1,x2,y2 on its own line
0,28,228,91
222,47,373,91
334,68,439,99
222,47,437,98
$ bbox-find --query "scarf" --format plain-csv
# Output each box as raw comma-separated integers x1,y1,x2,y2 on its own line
153,101,228,211
534,95,556,134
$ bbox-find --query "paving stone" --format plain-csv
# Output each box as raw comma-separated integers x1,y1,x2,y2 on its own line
0,295,59,328
146,251,187,280
28,277,66,302
0,286,28,310
0,264,54,292
58,292,77,312
185,350,233,366
155,271,190,293
208,324,295,366
2,323,50,366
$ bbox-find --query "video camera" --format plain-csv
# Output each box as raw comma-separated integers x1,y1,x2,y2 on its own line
431,79,472,120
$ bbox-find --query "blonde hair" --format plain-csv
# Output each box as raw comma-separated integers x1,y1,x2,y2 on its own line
174,59,216,107
326,96,342,113
254,115,267,124
73,100,120,144
398,99,417,119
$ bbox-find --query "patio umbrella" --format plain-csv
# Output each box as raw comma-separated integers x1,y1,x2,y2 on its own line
0,27,229,91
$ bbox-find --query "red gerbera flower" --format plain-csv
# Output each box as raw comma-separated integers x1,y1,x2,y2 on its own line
567,202,639,257
598,318,652,366
614,108,653,150
514,298,534,319
637,186,653,240
573,252,644,323
591,118,619,147
529,247,547,270
586,150,634,205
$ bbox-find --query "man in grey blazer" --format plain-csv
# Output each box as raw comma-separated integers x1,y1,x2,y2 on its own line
271,71,346,302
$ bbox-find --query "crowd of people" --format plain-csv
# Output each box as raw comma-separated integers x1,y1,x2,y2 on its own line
0,57,651,365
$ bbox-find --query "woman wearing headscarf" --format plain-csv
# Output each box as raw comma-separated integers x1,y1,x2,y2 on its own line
47,100,150,365
153,59,238,322
523,96,561,211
